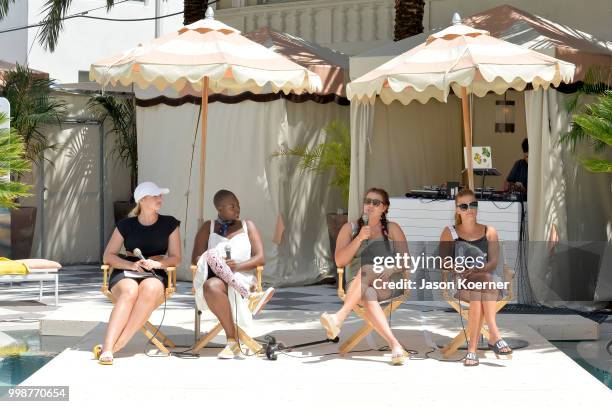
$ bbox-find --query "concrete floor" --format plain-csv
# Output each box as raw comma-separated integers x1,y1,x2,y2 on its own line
1,265,611,405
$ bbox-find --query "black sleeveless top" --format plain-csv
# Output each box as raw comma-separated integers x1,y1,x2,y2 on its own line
451,225,489,260
116,215,180,258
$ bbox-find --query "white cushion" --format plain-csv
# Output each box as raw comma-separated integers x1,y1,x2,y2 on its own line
27,268,59,274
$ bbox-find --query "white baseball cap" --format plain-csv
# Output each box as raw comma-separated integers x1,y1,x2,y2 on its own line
134,181,170,203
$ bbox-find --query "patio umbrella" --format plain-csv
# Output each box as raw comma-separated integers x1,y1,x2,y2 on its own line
90,7,321,223
347,13,575,190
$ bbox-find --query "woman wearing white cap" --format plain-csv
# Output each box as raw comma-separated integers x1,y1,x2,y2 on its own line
94,181,181,365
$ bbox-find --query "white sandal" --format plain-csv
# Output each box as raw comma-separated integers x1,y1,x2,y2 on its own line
391,347,407,366
320,312,341,339
98,351,114,365
250,287,275,316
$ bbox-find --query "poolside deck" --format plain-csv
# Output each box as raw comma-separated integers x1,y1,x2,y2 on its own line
1,266,610,405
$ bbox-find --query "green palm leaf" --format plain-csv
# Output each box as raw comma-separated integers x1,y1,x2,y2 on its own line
0,113,32,208
0,63,66,164
561,90,612,173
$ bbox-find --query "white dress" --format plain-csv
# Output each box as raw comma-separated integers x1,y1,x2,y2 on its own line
194,219,256,331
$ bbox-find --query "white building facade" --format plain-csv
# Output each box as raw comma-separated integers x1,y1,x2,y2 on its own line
0,0,609,83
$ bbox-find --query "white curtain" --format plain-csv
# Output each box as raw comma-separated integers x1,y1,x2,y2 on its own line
137,96,348,285
349,97,463,222
525,89,612,305
348,102,374,221
526,89,569,242
267,101,348,285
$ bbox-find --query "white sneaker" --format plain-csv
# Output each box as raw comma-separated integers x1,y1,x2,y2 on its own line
250,287,275,316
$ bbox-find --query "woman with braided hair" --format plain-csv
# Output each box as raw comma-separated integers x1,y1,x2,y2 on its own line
320,188,410,365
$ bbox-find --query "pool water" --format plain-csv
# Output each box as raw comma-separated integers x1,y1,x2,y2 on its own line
0,355,54,386
0,330,57,395
550,340,612,390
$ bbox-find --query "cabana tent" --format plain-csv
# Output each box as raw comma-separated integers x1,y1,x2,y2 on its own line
135,27,350,285
350,4,611,81
347,6,612,304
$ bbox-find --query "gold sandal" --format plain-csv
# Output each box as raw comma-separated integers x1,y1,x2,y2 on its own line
92,344,102,360
320,312,341,339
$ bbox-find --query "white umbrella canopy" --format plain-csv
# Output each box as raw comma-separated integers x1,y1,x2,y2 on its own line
90,9,321,94
90,7,322,223
347,13,575,189
347,16,575,105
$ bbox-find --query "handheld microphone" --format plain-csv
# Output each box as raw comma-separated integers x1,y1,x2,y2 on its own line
224,244,232,260
133,248,146,260
133,248,154,274
361,213,369,243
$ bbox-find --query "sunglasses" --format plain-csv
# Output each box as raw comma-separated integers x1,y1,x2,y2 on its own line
456,201,478,211
363,198,383,207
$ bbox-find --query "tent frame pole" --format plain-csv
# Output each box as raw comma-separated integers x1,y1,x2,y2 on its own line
198,77,210,227
461,86,475,191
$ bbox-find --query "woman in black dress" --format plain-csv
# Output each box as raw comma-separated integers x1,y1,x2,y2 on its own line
95,182,181,364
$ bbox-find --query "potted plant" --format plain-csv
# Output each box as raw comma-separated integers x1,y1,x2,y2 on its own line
0,64,65,259
0,112,32,257
88,94,138,222
272,120,351,260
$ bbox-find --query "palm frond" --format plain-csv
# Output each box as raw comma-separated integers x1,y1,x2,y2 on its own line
38,0,117,51
580,158,612,173
0,63,66,165
0,0,17,20
561,90,612,173
88,94,137,191
38,0,74,52
271,120,351,206
0,113,32,208
564,65,612,113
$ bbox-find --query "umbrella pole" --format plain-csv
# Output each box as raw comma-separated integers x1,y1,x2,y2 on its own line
198,77,210,227
461,86,474,191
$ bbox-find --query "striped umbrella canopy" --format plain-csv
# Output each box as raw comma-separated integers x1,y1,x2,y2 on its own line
90,7,321,222
347,13,575,189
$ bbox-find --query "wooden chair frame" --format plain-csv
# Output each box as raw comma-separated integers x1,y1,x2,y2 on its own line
336,267,411,356
190,265,264,355
440,265,514,359
101,265,177,354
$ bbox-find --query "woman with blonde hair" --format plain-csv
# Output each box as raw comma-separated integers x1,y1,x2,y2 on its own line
94,182,181,365
439,188,512,366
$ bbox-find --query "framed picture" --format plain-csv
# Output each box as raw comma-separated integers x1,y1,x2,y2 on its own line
464,146,492,169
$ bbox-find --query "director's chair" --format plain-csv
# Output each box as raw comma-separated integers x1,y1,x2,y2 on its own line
191,264,264,354
336,266,411,356
440,254,514,359
101,265,177,354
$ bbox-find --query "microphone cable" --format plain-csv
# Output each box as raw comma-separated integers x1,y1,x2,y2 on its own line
420,297,469,362
143,269,169,358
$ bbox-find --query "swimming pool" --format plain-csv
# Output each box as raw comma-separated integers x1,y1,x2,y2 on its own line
550,340,612,390
0,330,58,396
0,354,54,385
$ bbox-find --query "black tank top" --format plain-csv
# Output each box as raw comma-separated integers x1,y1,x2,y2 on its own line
450,225,489,259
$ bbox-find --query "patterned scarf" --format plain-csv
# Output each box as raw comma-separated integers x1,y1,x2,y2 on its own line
216,216,235,237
